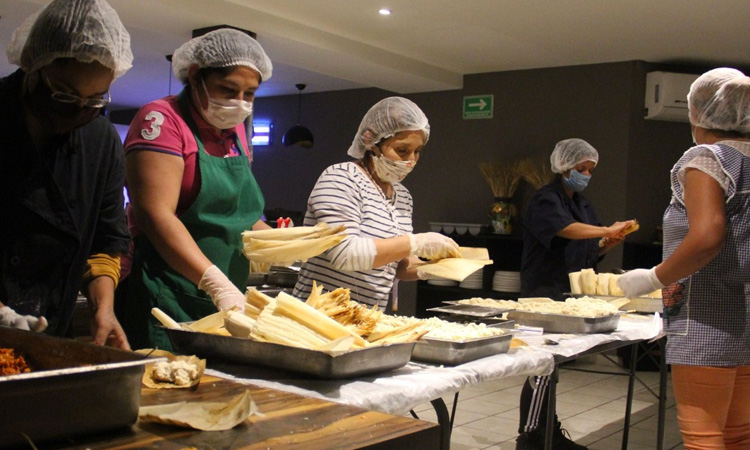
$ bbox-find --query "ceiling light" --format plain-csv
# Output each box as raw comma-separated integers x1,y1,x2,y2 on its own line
282,84,314,148
378,8,391,15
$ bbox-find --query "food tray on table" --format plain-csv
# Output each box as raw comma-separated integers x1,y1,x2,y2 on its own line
565,293,663,314
411,332,513,365
426,303,510,318
0,327,158,449
166,327,415,379
507,310,620,334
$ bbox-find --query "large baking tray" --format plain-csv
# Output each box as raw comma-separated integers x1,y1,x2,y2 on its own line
166,327,415,379
426,303,509,317
411,332,513,365
565,293,663,313
507,310,620,334
0,327,156,449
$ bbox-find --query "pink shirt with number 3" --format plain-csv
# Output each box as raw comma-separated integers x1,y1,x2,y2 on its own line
123,94,252,236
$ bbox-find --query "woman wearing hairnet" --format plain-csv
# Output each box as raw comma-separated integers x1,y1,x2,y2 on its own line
0,0,132,348
516,138,635,450
292,97,460,310
619,68,750,448
116,29,272,350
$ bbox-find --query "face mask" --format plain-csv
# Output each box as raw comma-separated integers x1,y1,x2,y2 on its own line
199,79,253,129
371,152,416,183
563,169,591,192
25,74,101,134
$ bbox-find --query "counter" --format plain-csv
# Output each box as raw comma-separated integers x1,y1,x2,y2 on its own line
40,374,439,449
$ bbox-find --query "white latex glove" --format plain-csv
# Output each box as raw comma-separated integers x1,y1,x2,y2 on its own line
0,306,48,332
198,265,246,313
617,267,665,297
408,233,461,260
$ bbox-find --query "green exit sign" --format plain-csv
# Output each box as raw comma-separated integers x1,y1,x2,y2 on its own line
463,95,494,119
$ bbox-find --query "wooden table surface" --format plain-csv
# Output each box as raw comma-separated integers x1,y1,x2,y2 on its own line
49,374,440,450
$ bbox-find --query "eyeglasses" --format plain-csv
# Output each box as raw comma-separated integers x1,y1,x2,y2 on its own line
40,71,111,109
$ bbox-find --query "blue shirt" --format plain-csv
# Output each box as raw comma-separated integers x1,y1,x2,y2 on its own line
520,180,601,301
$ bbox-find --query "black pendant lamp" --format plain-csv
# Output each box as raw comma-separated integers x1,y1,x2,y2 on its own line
282,84,314,148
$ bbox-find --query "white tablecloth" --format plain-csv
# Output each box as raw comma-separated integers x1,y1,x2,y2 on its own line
207,314,661,415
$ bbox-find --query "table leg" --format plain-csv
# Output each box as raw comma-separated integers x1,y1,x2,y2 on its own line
657,337,667,450
430,398,452,450
544,366,559,450
621,342,638,450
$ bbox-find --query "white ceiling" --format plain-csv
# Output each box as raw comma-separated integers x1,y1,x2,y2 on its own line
2,0,750,109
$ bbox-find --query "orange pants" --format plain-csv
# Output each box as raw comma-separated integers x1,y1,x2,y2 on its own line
672,365,750,449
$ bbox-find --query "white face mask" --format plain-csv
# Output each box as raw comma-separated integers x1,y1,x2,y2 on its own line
371,153,417,183
199,79,253,129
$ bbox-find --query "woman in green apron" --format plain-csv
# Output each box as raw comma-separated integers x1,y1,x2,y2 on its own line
116,29,272,350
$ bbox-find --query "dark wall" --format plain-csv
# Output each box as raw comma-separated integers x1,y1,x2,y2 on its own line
253,60,701,269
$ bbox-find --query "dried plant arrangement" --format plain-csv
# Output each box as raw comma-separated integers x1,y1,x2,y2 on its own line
479,160,522,198
519,157,555,189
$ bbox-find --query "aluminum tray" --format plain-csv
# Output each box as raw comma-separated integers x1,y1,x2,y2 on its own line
426,303,508,317
166,327,415,379
565,293,663,313
507,310,620,334
0,327,156,449
411,332,513,365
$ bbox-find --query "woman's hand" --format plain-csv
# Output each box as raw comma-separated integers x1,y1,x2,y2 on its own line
0,306,48,332
408,233,460,260
603,220,634,239
618,267,665,297
198,265,246,312
91,307,130,350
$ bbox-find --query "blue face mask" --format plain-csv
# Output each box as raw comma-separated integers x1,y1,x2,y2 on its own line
563,169,591,192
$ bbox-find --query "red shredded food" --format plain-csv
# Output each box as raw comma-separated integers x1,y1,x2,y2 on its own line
0,348,31,375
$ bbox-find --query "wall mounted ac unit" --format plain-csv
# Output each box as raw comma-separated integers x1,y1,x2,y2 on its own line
644,71,698,122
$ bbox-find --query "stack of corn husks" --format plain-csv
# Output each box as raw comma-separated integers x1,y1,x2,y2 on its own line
242,222,346,266
162,283,427,352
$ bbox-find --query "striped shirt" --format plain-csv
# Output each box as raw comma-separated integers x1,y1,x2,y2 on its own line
293,162,413,309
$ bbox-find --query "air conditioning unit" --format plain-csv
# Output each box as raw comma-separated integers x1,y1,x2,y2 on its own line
644,71,698,122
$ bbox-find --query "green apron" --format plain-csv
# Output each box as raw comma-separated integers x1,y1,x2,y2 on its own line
121,89,264,350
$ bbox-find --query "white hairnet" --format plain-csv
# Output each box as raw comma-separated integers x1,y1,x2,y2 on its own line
172,29,272,83
550,138,599,174
688,67,750,134
347,97,430,159
7,0,132,78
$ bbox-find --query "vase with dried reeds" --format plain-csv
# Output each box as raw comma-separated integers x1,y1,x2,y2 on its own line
479,161,521,234
518,157,556,190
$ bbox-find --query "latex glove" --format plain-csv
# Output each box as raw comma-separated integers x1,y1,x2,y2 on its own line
198,265,246,313
408,233,461,260
0,306,48,332
617,267,665,297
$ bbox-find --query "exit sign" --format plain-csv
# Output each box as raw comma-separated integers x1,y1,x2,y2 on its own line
463,95,494,119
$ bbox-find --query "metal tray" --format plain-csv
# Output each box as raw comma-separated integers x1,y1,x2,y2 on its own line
0,327,156,449
507,310,620,334
426,303,508,317
565,293,663,313
166,327,415,379
411,332,513,365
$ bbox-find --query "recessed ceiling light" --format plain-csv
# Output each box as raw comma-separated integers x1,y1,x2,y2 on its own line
378,8,391,16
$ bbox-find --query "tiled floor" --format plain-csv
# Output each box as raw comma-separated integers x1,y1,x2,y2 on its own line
408,355,685,449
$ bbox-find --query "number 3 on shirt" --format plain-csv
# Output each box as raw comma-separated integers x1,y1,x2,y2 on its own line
141,111,164,141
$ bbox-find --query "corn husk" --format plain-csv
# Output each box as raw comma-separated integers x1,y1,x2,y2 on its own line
243,234,345,265
242,222,343,241
416,258,493,282
138,390,258,431
137,349,206,390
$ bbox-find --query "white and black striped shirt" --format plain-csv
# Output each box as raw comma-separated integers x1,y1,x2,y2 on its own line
293,162,413,309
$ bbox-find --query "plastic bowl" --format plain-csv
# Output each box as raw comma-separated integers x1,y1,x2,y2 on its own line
455,224,468,235
429,222,442,232
442,223,455,234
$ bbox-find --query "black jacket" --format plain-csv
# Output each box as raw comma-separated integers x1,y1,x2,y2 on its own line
0,69,129,336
